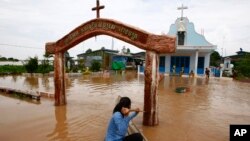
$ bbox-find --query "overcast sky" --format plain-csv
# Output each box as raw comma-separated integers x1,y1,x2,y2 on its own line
0,0,250,60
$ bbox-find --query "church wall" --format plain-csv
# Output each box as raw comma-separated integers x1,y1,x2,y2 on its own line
160,50,212,75
159,51,213,76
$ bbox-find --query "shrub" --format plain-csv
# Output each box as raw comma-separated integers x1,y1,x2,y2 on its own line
234,54,250,78
24,57,38,73
90,60,101,72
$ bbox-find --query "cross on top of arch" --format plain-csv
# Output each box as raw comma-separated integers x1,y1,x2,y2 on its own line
92,0,105,18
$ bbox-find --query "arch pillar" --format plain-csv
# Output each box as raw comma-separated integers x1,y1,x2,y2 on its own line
54,51,66,106
143,51,159,126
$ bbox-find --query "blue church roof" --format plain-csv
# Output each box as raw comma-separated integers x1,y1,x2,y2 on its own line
167,17,215,47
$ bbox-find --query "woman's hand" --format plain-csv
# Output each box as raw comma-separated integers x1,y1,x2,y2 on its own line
129,108,144,113
133,108,141,114
121,107,130,116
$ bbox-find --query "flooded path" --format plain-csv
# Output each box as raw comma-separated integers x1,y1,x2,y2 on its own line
0,71,250,141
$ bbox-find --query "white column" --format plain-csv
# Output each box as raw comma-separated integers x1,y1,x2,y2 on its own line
194,50,199,76
204,53,210,69
137,65,140,74
190,54,195,74
165,55,171,75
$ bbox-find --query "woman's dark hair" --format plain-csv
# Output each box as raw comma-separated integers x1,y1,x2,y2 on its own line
113,97,131,115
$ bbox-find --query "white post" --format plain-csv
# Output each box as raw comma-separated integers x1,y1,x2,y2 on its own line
165,55,171,75
205,53,210,69
137,65,140,74
194,50,199,76
220,64,224,78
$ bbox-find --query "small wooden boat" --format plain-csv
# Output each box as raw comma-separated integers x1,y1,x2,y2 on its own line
127,121,148,141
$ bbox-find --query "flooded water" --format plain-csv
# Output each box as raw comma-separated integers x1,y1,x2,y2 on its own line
0,71,250,141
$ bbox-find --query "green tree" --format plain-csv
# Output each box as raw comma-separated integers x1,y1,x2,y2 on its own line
24,56,38,73
210,51,221,67
86,48,92,53
234,54,250,77
127,48,131,54
90,60,101,72
78,58,85,71
0,57,7,61
0,56,19,61
8,57,15,61
38,53,53,74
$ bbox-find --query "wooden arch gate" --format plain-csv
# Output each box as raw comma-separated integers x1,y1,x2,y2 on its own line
45,18,176,126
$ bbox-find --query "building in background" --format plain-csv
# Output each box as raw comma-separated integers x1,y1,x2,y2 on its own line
223,48,250,63
77,47,119,70
221,48,250,76
77,47,145,71
159,5,216,76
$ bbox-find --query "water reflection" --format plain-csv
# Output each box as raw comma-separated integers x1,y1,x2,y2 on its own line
47,106,70,141
41,76,50,91
24,75,39,90
65,75,74,90
11,75,18,82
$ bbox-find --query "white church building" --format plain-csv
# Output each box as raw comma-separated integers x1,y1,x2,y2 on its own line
158,5,217,76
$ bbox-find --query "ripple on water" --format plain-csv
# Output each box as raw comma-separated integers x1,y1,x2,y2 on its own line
1,73,250,141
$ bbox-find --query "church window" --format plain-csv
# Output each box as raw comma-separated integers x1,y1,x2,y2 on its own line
178,31,185,45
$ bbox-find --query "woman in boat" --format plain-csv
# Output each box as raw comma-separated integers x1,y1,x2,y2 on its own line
105,97,143,141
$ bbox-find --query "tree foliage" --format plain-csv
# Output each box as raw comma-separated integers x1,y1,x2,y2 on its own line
90,60,101,72
234,54,250,77
38,53,53,74
78,58,85,71
86,48,92,53
24,57,38,73
127,48,131,54
0,57,19,61
210,51,221,67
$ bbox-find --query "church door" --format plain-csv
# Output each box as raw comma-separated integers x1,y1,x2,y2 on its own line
170,56,190,74
197,57,205,74
159,56,165,73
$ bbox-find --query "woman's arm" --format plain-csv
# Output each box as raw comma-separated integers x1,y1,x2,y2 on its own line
113,106,141,135
113,112,130,136
113,112,138,134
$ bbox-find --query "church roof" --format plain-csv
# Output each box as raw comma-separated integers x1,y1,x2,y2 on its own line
167,17,216,47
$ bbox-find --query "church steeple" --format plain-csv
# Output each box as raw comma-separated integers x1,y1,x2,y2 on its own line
177,4,188,20
176,4,188,45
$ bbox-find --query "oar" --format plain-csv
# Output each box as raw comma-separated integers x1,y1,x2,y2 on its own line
129,109,145,112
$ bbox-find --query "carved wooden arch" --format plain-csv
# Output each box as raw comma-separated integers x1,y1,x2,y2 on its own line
45,18,176,126
46,18,175,54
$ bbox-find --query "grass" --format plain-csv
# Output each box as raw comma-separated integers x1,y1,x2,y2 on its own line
0,65,26,75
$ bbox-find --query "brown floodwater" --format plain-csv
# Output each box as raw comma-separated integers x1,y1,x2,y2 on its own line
0,71,250,141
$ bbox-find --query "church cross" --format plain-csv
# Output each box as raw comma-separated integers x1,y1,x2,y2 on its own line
177,4,188,19
92,0,105,18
